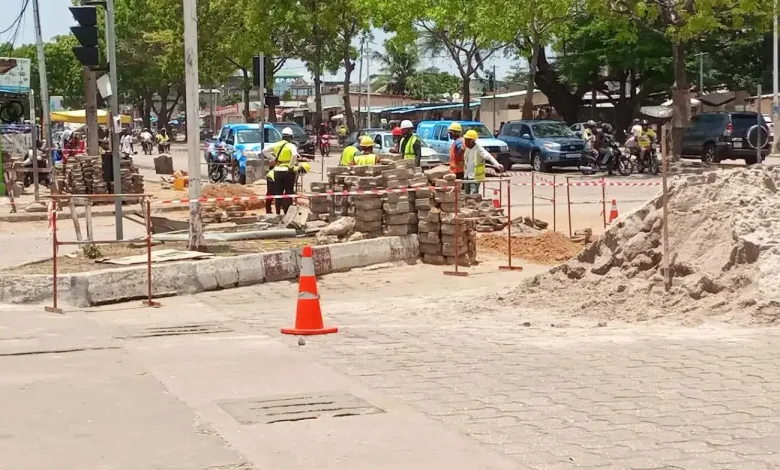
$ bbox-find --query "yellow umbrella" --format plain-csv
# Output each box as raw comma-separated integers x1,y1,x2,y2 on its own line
51,109,132,125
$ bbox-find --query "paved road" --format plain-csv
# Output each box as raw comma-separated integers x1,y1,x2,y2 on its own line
2,260,780,468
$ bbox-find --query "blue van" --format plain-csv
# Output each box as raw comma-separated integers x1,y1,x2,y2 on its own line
415,120,511,169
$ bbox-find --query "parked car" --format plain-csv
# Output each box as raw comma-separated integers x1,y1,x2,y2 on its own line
415,120,510,170
570,122,588,138
272,122,315,157
498,120,585,172
204,123,282,182
368,131,448,168
345,128,385,146
681,112,769,165
762,114,774,140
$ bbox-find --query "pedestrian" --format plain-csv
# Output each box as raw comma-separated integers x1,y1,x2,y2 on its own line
261,127,299,214
463,129,503,195
398,120,421,166
447,122,465,180
120,129,134,158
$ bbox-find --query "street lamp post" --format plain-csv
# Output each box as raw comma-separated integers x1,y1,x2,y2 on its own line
773,0,779,154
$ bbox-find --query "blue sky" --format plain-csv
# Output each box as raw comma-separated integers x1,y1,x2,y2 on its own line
10,0,515,83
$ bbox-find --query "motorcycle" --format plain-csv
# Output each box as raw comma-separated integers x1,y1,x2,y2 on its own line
141,140,154,155
633,142,660,175
208,149,230,183
157,141,171,153
318,134,331,157
22,151,51,188
579,141,632,176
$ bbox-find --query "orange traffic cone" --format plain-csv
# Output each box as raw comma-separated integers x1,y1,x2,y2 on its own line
281,246,338,336
608,199,619,223
492,189,501,208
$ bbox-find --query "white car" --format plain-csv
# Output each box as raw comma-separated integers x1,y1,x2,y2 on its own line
369,131,448,167
763,114,774,139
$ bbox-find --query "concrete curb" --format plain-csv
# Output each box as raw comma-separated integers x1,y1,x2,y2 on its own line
0,205,188,223
0,235,419,307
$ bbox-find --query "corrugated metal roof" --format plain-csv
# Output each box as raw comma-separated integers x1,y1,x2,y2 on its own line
394,102,480,113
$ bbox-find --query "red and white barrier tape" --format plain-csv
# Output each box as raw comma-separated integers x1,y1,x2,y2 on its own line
513,180,662,187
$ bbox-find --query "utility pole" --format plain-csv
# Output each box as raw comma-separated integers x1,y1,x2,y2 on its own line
32,0,54,171
29,89,39,201
183,0,203,249
773,0,779,154
105,0,123,239
84,68,99,157
492,64,497,134
357,39,364,131
365,45,372,128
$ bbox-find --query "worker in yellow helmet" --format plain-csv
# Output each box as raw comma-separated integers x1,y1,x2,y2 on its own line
340,138,360,166
463,129,503,194
353,136,378,166
261,127,299,213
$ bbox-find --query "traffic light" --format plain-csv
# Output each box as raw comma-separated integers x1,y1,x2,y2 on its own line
69,6,99,67
252,55,264,88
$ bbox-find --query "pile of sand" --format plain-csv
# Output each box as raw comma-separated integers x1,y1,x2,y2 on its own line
202,184,264,211
479,231,584,264
505,166,780,325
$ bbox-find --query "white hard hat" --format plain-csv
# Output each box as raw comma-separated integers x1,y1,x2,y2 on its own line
400,120,414,130
281,127,294,137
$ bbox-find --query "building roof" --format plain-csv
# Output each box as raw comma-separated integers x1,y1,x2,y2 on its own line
698,91,736,107
394,102,481,114
478,89,539,100
275,70,304,79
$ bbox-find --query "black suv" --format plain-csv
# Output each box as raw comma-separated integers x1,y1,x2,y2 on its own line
272,122,315,156
681,112,769,165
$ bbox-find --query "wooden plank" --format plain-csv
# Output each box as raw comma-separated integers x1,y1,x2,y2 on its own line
68,197,83,243
84,200,94,242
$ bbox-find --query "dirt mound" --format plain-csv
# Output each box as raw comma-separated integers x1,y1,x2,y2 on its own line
479,231,584,264
505,166,780,325
202,184,264,210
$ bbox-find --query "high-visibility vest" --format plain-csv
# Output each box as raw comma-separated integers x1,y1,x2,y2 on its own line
340,146,359,166
402,135,418,161
466,146,487,182
449,137,465,173
272,141,293,168
266,169,275,181
354,154,377,166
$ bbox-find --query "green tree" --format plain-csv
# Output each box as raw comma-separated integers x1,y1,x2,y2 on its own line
372,36,420,95
407,67,461,100
595,0,773,158
331,0,371,132
703,31,772,93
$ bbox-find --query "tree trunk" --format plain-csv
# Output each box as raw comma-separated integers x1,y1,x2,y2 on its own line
265,56,277,123
242,68,252,123
671,42,689,162
461,76,472,120
343,46,356,132
533,47,596,124
143,93,153,129
522,44,540,120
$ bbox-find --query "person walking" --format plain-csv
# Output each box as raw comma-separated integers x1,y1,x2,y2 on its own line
463,129,503,194
398,120,421,166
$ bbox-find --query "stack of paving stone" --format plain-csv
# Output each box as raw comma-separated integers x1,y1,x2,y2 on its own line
380,160,420,236
346,167,385,238
308,181,333,221
466,195,507,232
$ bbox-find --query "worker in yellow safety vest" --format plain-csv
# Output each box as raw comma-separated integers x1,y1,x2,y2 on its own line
262,127,299,214
265,161,311,214
398,120,421,166
463,129,503,195
340,141,360,166
353,136,378,166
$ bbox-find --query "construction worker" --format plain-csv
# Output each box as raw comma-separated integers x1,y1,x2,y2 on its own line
261,127,299,214
294,161,311,192
353,136,378,165
265,168,280,215
463,129,503,195
398,120,421,166
389,127,403,153
448,122,465,180
340,140,360,166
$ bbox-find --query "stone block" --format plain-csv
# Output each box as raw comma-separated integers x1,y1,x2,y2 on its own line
344,176,360,187
441,223,468,235
262,250,299,282
419,242,443,255
327,166,351,176
422,254,446,265
409,176,429,188
356,209,383,222
415,198,432,211
383,201,410,214
310,197,334,214
383,224,409,236
353,197,382,210
440,212,456,224
385,178,409,189
382,168,415,180
384,193,409,204
153,154,174,175
419,231,441,245
355,219,383,232
435,189,457,203
385,213,411,225
357,176,382,190
418,210,429,220
413,188,433,199
310,181,329,193
408,213,418,225
440,202,457,213
426,208,442,222
444,255,472,267
351,166,369,176
443,242,470,257
287,206,311,230
365,165,389,176
424,165,449,182
418,220,441,233
391,159,416,169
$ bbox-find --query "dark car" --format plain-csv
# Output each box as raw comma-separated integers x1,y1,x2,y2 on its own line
498,120,586,172
681,112,769,165
272,122,315,156
345,128,386,146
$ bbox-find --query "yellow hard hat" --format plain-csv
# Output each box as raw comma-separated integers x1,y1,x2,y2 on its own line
299,162,311,173
464,129,479,140
448,122,462,132
359,136,375,148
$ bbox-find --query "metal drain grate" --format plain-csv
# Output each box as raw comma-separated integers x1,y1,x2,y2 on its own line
130,322,232,338
218,392,384,424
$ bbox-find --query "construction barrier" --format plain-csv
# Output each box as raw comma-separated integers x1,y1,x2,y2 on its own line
44,193,160,314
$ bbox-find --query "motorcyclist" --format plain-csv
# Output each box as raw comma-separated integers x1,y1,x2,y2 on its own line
593,123,614,171
156,128,170,153
337,124,347,144
140,127,154,153
630,118,643,139
637,119,657,163
582,120,596,147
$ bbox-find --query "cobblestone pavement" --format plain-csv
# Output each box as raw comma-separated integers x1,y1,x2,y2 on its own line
198,262,780,470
